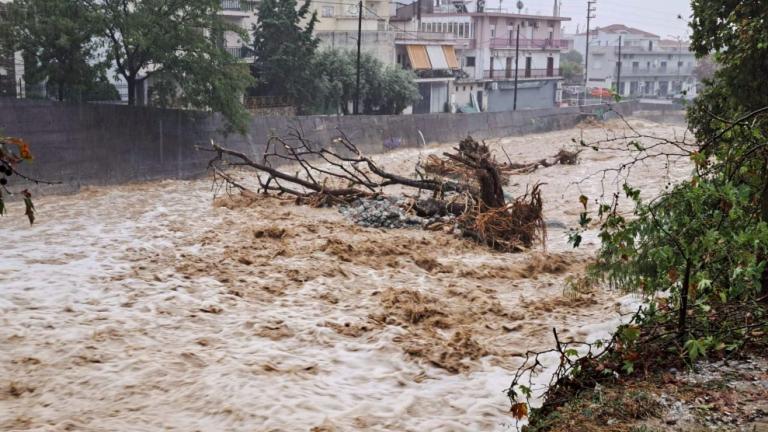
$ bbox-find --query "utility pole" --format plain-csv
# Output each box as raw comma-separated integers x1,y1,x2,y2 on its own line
354,0,362,114
677,37,682,94
513,24,520,110
583,0,596,105
616,35,622,97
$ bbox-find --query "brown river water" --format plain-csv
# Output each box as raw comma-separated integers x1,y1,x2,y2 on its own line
0,118,691,431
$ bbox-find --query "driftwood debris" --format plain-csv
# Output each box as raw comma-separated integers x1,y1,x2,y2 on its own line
202,132,547,252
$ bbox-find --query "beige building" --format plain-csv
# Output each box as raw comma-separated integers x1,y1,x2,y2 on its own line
313,0,396,65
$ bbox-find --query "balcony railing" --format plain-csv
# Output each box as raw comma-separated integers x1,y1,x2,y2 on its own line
620,67,695,77
488,38,564,50
483,68,560,79
224,45,254,58
221,0,254,11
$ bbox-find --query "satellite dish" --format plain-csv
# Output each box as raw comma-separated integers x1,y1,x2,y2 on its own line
516,0,523,12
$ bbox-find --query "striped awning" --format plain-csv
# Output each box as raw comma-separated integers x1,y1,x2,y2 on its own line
406,45,431,70
425,45,449,69
442,46,460,69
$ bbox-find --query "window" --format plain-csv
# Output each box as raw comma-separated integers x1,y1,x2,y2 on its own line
465,56,476,67
321,6,333,16
660,61,667,71
677,61,683,68
490,24,495,38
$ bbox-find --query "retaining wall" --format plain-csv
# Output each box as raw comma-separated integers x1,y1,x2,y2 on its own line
0,98,640,194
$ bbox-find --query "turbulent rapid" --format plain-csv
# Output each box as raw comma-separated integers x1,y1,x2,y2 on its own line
0,118,690,431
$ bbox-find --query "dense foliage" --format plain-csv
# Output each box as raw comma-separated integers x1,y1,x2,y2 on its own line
2,0,254,132
251,0,319,111
0,0,117,102
570,1,768,361
311,49,420,115
559,50,583,85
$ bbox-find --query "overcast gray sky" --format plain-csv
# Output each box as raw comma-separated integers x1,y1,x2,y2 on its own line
499,0,693,39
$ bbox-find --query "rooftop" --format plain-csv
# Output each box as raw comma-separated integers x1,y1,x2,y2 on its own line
577,24,659,38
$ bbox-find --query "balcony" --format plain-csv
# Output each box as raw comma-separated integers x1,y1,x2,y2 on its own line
489,38,563,50
224,45,255,59
619,67,695,77
483,68,560,79
220,0,254,16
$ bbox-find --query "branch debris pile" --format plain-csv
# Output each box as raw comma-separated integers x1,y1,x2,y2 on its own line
203,132,578,252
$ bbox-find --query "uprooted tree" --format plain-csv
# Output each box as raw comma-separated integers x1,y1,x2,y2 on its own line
202,132,580,252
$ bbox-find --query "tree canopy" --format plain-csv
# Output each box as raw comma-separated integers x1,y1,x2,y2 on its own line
251,0,319,111
559,50,583,85
311,49,419,115
0,0,115,102
82,0,255,131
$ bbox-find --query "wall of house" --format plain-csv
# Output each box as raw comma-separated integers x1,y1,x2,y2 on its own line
313,0,389,32
317,31,396,65
487,80,557,111
0,98,640,195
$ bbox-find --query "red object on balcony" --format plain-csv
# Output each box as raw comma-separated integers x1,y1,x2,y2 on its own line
590,87,614,97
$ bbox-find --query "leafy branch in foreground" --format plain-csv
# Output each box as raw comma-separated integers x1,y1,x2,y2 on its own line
0,135,59,224
508,104,768,426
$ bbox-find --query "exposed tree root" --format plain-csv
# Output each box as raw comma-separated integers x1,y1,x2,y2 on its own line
200,132,546,252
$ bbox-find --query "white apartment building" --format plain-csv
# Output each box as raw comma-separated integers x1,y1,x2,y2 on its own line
569,24,698,98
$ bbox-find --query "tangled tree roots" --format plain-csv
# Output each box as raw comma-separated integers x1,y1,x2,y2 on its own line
200,131,552,253
459,184,545,252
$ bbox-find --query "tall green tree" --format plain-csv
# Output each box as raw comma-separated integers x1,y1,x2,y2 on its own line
251,0,319,110
559,50,583,85
1,0,106,101
311,49,420,115
83,0,254,131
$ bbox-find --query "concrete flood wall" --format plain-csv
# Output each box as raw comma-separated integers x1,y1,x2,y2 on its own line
0,98,639,194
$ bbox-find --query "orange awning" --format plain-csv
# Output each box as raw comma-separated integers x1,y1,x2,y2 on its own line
406,45,431,70
442,45,460,69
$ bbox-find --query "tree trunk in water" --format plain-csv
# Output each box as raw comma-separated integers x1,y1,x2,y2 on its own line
678,260,692,343
477,160,506,208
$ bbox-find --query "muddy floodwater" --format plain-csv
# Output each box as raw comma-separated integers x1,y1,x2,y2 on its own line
1,119,690,431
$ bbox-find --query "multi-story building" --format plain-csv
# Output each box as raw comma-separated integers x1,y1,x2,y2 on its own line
392,0,568,112
568,24,698,98
313,0,396,65
219,0,259,61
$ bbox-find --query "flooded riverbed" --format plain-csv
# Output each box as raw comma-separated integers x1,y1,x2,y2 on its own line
0,118,690,431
